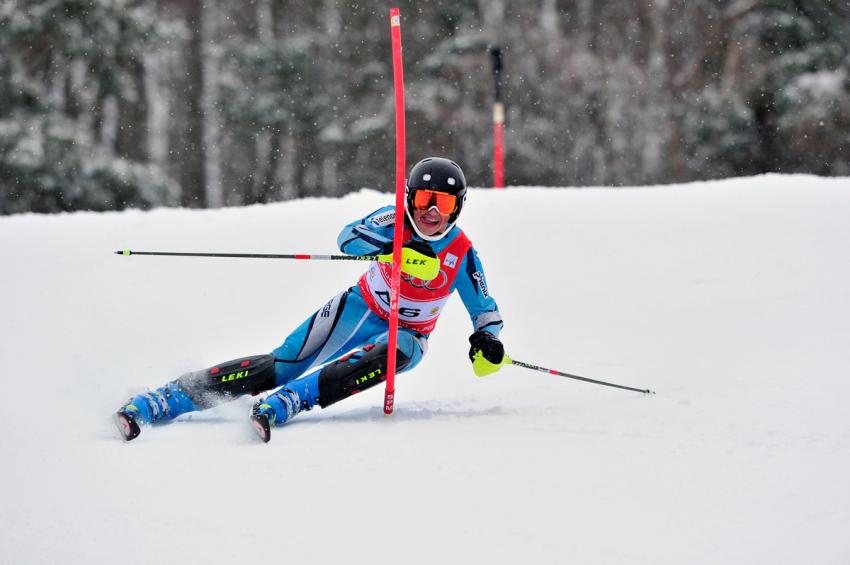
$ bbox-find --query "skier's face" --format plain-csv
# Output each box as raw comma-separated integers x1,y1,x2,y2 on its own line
412,206,450,237
410,189,456,237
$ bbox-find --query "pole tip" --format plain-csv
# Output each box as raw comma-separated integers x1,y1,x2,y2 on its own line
117,249,131,256
646,389,656,395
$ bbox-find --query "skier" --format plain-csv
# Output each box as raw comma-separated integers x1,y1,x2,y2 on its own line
114,157,507,442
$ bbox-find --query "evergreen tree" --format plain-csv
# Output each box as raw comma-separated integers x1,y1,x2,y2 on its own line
0,0,179,214
2,1,847,215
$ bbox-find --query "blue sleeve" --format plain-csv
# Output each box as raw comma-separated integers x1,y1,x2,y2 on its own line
337,206,397,256
454,245,504,338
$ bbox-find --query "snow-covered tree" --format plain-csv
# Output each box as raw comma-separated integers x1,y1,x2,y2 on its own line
2,1,847,214
0,0,180,213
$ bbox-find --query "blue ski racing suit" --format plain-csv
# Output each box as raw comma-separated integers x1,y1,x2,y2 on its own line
117,206,503,432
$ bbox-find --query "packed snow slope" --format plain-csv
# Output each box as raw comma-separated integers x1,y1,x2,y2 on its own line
1,174,849,565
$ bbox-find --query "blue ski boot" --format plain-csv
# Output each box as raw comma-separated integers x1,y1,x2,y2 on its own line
251,388,302,443
114,354,278,441
113,381,199,441
251,376,319,443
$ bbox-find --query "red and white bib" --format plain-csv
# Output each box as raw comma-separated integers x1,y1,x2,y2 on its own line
358,228,472,334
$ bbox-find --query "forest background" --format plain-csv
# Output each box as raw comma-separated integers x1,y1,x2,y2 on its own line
1,0,848,214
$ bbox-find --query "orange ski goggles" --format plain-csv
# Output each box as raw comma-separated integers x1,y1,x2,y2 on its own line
411,189,459,215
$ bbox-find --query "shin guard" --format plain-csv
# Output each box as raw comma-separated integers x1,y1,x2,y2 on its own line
317,343,410,408
177,354,277,409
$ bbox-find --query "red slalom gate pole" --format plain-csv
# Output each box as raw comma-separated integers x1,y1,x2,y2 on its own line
493,118,504,188
384,7,406,415
490,47,504,188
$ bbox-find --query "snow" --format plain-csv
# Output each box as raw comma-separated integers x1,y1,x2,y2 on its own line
1,174,849,564
791,68,847,96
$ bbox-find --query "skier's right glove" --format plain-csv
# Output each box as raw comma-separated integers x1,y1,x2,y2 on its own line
468,330,509,377
377,240,440,281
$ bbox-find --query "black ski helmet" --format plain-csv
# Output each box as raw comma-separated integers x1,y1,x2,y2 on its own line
405,157,468,241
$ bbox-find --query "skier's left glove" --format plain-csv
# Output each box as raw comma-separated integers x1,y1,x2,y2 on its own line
377,240,440,281
469,330,509,377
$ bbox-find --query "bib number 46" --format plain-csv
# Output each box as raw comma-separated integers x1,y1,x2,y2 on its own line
374,290,422,318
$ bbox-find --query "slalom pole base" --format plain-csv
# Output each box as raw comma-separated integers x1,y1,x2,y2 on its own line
383,390,395,415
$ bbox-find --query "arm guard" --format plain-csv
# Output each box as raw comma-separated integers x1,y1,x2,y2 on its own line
337,206,396,256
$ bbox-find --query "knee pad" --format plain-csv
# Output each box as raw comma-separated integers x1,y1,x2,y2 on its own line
317,343,411,408
177,354,277,408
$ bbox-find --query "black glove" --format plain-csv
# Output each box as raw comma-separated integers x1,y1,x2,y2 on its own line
380,239,436,258
468,330,504,364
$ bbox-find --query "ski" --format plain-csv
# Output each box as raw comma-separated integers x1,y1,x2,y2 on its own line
251,412,272,443
113,411,141,441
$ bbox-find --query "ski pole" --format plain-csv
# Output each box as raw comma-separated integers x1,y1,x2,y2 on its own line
115,249,377,263
509,358,655,395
